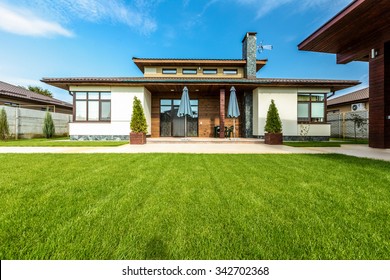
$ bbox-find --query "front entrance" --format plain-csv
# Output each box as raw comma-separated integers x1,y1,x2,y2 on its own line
160,99,198,137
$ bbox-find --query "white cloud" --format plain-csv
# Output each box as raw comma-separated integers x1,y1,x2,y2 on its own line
51,0,159,34
234,0,353,19
1,0,159,36
0,3,73,37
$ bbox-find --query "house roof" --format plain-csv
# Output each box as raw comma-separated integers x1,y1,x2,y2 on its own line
328,87,369,106
0,80,72,108
41,76,360,92
298,0,390,64
132,57,268,73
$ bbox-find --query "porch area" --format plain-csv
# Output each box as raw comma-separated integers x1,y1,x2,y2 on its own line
148,84,256,138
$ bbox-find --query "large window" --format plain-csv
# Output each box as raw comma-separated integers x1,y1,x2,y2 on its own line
74,91,111,122
160,99,198,137
297,93,326,123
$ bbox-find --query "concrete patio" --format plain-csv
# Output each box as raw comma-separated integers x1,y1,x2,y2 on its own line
0,139,389,161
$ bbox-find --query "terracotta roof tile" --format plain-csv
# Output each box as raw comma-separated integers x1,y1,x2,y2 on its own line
0,80,72,108
41,76,359,92
328,87,369,106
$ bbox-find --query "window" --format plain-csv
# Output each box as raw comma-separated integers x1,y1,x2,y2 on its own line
223,69,238,75
182,69,197,75
162,68,177,74
74,91,111,122
203,69,217,75
4,102,19,107
297,93,326,123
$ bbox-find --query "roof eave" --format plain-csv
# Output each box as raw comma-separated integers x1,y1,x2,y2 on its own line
298,0,365,52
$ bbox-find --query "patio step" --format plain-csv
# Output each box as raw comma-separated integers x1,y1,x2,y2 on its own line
147,138,264,144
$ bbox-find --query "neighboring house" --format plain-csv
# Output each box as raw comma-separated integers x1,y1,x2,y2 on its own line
327,87,369,114
327,88,369,139
42,32,359,140
0,80,73,114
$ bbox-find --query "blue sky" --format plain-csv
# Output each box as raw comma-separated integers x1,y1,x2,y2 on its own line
0,0,367,103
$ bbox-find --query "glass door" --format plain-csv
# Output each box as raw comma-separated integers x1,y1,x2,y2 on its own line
160,99,198,137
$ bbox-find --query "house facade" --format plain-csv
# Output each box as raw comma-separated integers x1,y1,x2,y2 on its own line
327,87,369,114
42,32,359,140
0,80,72,114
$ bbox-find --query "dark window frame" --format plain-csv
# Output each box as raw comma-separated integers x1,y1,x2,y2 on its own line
162,68,177,74
182,68,197,75
297,93,327,124
223,69,238,75
73,91,111,122
203,69,218,75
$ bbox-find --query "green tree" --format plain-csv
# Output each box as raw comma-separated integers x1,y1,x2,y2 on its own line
130,97,148,133
43,111,55,138
350,113,366,141
264,99,282,133
23,86,53,98
0,108,10,141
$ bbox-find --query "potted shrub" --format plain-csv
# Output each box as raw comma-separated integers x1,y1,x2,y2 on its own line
264,99,283,145
130,96,148,144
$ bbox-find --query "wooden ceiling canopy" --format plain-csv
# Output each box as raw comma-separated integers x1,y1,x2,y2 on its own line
298,0,390,64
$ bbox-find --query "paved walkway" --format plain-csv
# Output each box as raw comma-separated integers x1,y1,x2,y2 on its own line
0,142,389,161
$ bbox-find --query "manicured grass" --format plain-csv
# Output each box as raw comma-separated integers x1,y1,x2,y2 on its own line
284,141,342,147
284,139,369,147
1,154,389,260
0,137,127,147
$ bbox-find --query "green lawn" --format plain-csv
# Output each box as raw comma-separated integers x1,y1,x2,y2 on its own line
1,154,389,260
0,138,127,147
284,139,369,147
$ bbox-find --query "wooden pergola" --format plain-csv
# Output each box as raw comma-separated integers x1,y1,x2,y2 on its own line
298,0,390,148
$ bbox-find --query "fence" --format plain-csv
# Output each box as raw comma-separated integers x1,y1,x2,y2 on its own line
327,110,369,139
1,105,72,139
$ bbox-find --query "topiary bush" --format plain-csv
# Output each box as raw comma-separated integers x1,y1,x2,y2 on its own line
130,97,148,133
264,99,282,133
43,111,55,138
0,108,10,141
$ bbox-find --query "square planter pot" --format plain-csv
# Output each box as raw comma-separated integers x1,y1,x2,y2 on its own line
130,132,146,145
264,133,283,145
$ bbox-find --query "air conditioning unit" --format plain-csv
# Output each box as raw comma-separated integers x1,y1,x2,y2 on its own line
351,103,365,111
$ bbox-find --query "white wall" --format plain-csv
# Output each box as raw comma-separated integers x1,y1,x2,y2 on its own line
69,86,152,136
253,87,331,137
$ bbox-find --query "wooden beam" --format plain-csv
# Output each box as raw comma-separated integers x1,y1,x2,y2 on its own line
368,41,390,148
219,88,225,138
336,49,369,64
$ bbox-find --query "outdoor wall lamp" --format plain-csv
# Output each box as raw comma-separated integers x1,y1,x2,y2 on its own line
371,48,378,59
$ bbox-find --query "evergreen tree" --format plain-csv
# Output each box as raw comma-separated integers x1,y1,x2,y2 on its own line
23,86,53,98
130,97,148,133
0,108,10,141
43,111,55,138
264,99,282,133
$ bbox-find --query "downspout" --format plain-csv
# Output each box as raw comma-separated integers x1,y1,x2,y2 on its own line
327,91,335,99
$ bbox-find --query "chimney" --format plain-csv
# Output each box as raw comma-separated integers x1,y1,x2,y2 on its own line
242,32,257,79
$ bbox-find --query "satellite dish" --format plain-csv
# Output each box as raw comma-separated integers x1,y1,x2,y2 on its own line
257,41,273,53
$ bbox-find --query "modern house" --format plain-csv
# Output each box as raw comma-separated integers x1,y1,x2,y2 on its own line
298,0,390,148
0,80,72,114
327,87,369,114
42,32,359,140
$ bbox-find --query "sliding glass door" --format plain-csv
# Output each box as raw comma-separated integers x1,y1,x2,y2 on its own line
160,99,198,137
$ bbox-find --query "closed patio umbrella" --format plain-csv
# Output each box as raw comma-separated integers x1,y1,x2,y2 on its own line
177,86,194,137
227,86,240,139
